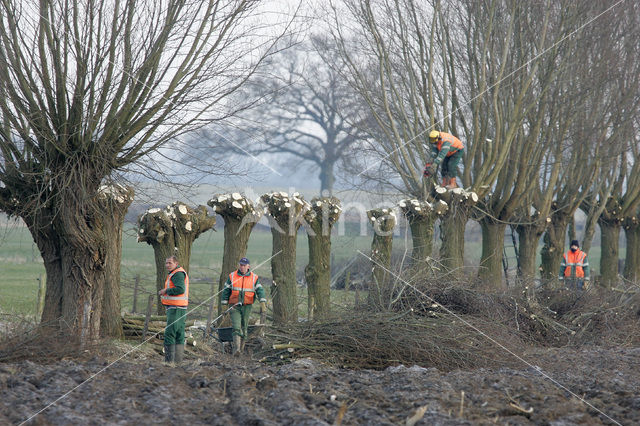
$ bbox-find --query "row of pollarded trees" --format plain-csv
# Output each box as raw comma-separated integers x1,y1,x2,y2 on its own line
136,184,483,325
137,192,343,325
137,180,638,331
322,0,640,288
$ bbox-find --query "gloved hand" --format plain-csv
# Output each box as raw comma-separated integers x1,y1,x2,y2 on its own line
260,301,267,313
583,279,589,290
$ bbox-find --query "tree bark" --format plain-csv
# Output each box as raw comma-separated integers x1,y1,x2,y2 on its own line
57,184,109,343
439,210,468,274
540,212,569,282
366,208,396,309
319,161,335,196
478,218,506,288
99,185,134,338
305,197,341,320
208,193,261,316
623,219,640,283
398,199,448,272
434,188,477,275
515,224,544,281
262,192,310,324
599,218,620,288
137,203,216,314
22,210,64,328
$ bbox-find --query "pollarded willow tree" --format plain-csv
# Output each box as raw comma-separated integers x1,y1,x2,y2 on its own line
366,207,397,309
326,0,561,275
208,193,262,314
262,192,311,324
0,0,291,343
304,196,342,319
137,202,216,314
398,198,448,270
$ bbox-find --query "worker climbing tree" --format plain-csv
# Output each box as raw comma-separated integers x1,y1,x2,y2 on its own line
424,130,465,189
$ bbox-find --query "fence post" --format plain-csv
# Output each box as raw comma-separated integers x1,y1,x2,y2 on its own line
36,274,45,318
132,274,140,313
142,294,155,342
205,278,216,340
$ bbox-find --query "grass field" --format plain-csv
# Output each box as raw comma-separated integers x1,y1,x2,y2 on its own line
0,220,613,319
0,222,378,319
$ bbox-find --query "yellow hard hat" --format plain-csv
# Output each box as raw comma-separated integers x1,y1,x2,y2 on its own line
429,130,440,142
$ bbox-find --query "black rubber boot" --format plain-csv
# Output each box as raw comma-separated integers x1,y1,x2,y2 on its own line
174,344,185,364
233,335,241,356
164,344,175,363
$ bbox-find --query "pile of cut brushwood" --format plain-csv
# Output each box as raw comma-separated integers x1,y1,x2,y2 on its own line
255,280,640,371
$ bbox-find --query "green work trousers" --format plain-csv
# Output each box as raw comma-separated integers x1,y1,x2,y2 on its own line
230,304,253,338
442,149,464,178
164,307,187,345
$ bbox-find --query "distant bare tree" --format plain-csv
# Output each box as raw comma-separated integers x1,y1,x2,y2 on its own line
201,41,367,195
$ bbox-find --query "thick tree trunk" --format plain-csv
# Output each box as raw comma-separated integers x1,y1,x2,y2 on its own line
398,198,447,272
262,192,310,325
208,193,260,316
138,203,216,314
478,219,506,288
515,224,544,281
23,211,64,327
305,197,341,320
56,186,108,343
409,217,434,262
599,219,620,288
271,228,298,323
623,220,640,282
540,213,569,282
99,185,134,338
366,208,396,309
439,210,468,274
433,188,477,276
319,161,335,196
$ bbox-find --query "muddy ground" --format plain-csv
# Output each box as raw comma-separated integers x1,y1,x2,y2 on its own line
1,343,638,425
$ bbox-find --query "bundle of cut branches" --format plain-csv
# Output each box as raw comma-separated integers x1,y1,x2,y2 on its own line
257,310,528,371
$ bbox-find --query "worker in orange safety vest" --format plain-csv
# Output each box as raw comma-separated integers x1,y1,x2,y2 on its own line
158,256,189,364
559,240,591,290
221,257,267,355
424,130,465,189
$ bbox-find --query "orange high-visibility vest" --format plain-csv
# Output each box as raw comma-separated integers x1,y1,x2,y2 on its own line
161,267,189,307
563,250,587,278
436,132,464,156
228,271,258,305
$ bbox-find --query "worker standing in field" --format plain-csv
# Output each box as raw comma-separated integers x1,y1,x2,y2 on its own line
221,257,267,355
424,130,465,189
158,256,189,364
559,240,591,290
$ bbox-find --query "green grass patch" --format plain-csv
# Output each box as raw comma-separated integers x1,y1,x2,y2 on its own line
0,223,374,318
